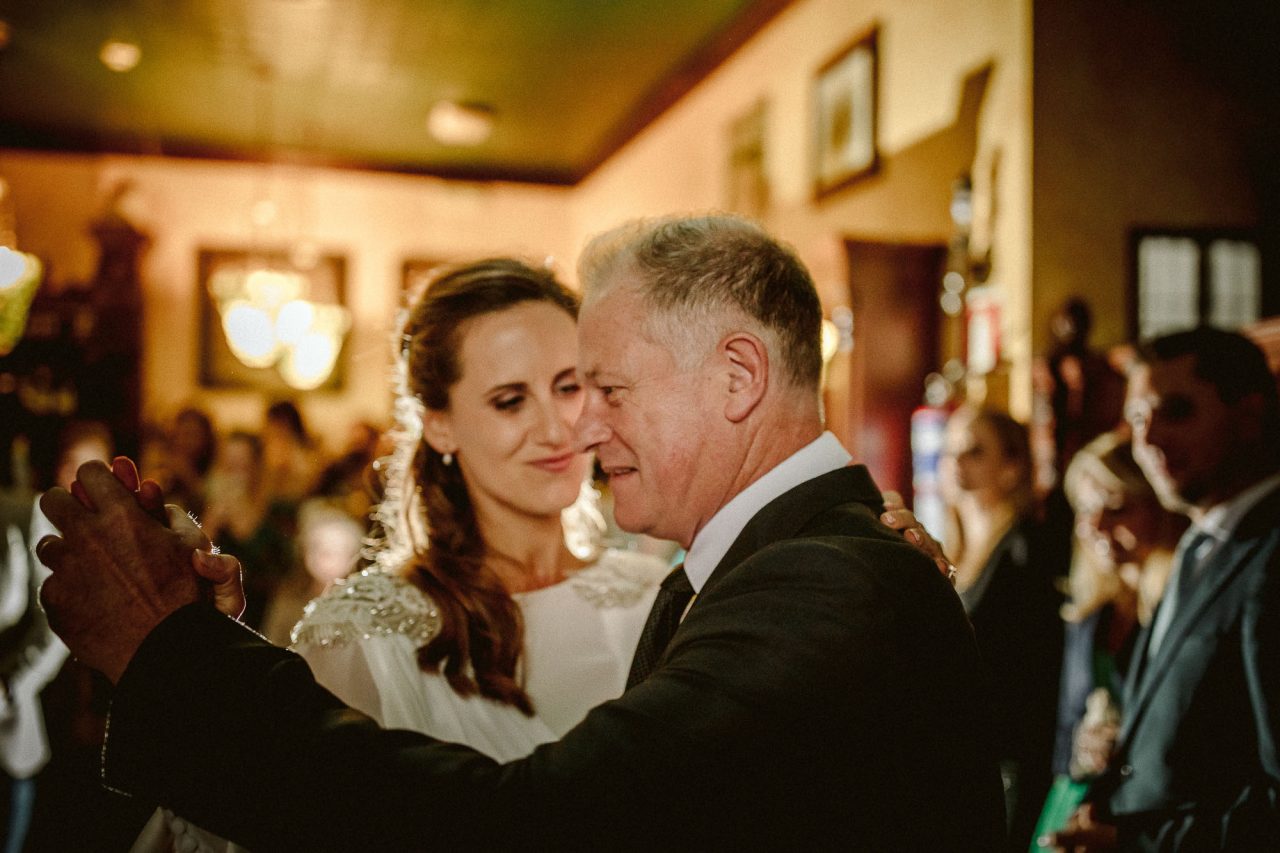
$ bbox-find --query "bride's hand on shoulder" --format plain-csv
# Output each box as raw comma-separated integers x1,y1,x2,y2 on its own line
879,490,956,584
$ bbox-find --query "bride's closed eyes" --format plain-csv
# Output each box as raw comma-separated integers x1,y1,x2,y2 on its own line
488,370,581,414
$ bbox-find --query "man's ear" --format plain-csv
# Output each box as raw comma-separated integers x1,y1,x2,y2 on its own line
721,332,769,423
420,409,457,457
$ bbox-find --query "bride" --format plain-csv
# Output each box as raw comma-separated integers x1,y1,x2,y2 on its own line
135,258,671,851
292,257,672,752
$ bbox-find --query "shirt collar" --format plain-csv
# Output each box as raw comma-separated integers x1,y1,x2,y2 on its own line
1194,469,1280,542
682,431,852,592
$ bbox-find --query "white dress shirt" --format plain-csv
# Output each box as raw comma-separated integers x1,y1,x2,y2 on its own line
683,431,853,593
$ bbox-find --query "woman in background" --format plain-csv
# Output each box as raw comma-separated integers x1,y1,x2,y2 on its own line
942,404,1066,851
1031,428,1182,849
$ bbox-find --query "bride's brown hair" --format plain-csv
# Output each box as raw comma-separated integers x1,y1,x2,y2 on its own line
401,258,579,713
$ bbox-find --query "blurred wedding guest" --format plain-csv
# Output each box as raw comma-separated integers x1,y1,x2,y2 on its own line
168,406,217,514
0,490,66,853
261,400,323,503
1031,429,1183,849
1031,298,1128,576
131,258,671,852
312,418,386,525
200,430,295,630
258,499,364,647
1031,298,1127,497
137,424,204,520
943,404,1066,850
1049,327,1280,851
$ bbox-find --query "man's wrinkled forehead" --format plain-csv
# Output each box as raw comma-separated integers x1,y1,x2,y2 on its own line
576,289,632,378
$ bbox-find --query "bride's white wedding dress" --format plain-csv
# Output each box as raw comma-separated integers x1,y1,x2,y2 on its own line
132,548,667,852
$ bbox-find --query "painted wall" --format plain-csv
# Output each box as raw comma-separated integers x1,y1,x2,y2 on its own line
0,151,574,446
1032,0,1261,354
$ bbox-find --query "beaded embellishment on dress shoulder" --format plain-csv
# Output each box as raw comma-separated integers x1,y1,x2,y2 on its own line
290,570,441,650
568,549,670,609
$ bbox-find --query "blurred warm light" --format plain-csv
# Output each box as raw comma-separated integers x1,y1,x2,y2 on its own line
427,101,494,146
212,266,350,388
0,20,12,51
221,299,278,367
0,245,33,289
821,318,840,365
274,299,315,345
278,306,348,390
0,246,42,355
100,40,141,72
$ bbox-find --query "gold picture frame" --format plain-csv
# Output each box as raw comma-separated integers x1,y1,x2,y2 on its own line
813,27,879,198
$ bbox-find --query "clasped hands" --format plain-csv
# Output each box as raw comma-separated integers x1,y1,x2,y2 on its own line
35,457,244,683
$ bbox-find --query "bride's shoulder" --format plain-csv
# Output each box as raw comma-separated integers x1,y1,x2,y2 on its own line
568,548,671,608
290,569,441,650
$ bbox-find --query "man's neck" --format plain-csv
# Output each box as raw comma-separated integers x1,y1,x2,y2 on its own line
1189,460,1280,524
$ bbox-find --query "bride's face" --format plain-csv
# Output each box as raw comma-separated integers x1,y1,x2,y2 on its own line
431,300,589,522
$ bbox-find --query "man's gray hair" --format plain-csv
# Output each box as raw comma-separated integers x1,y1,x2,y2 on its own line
578,215,824,389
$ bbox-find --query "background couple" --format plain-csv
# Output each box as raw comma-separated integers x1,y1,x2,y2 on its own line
38,214,1005,851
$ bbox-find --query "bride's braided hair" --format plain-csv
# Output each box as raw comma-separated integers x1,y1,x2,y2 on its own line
399,258,579,713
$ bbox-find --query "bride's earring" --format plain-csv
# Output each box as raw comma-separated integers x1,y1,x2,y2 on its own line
442,451,453,466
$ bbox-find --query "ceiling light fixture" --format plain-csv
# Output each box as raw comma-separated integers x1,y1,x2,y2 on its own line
100,39,141,73
426,100,495,146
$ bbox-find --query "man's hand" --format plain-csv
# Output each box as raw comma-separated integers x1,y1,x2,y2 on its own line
880,490,956,583
113,458,249,622
36,459,203,683
1041,803,1119,851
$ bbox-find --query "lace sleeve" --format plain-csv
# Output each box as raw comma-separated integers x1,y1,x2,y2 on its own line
288,571,442,727
290,570,441,650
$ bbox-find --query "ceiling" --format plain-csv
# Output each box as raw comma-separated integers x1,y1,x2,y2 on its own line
0,0,791,184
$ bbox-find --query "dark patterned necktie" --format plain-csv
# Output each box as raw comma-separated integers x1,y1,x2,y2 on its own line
625,565,695,690
1174,530,1215,605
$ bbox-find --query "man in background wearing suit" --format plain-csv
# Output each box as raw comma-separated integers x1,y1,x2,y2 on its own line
1051,327,1280,851
36,215,1003,850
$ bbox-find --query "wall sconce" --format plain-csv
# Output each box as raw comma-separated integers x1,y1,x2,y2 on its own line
208,263,350,390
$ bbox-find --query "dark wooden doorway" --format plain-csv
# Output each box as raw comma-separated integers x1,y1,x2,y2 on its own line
839,239,945,501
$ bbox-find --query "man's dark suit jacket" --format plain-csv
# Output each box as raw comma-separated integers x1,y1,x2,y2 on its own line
1090,481,1280,851
104,466,1005,851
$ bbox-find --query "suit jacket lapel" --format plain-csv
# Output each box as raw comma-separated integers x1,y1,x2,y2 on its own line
699,466,884,599
1117,484,1280,747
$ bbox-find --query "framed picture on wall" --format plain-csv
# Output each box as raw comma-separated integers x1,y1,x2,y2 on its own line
198,247,349,392
813,27,879,198
726,99,770,220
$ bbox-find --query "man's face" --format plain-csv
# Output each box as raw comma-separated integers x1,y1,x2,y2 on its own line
574,284,721,548
1125,355,1251,512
